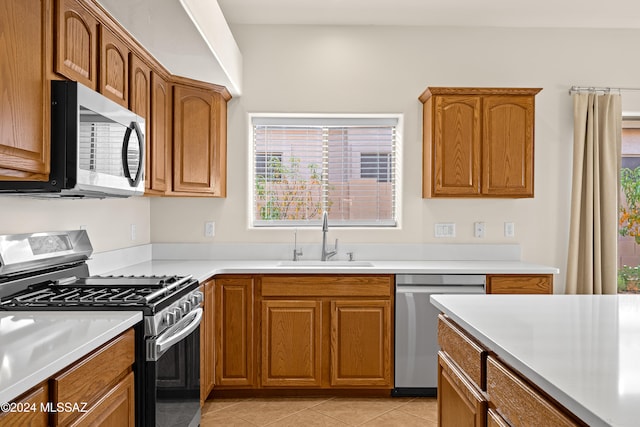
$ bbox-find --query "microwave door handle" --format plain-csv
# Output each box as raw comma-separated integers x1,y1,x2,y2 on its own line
121,121,144,187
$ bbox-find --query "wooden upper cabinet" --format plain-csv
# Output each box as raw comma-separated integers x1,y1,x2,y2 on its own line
420,87,541,198
99,25,129,107
432,95,481,195
129,54,150,119
0,0,50,180
483,95,535,196
148,72,171,194
54,0,97,89
173,79,229,196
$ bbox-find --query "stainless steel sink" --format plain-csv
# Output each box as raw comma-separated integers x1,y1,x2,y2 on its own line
277,260,375,268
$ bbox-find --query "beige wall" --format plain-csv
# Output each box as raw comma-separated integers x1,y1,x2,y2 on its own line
3,24,640,293
151,25,640,294
0,197,150,253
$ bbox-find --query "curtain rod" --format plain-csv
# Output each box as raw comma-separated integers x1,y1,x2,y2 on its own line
569,86,640,94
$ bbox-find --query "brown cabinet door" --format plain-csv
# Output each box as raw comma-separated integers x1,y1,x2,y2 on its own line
99,25,129,107
261,300,323,387
129,54,151,190
201,279,215,402
432,95,481,196
0,0,50,180
330,299,392,387
438,351,487,427
148,72,171,193
54,0,97,89
172,84,223,195
129,54,150,119
482,95,535,197
215,277,255,387
0,382,48,426
66,372,135,427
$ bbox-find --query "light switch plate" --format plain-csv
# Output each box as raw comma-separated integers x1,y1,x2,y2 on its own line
435,223,456,238
474,222,485,238
205,221,215,237
504,222,515,238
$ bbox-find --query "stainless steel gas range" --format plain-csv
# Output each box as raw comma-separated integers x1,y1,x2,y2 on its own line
0,230,202,427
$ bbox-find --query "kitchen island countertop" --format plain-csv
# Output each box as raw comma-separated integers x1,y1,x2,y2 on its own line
431,294,640,427
0,311,141,404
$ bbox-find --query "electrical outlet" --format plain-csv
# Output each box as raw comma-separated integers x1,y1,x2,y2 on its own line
504,222,515,238
474,222,485,238
435,223,456,238
205,221,215,237
130,224,137,241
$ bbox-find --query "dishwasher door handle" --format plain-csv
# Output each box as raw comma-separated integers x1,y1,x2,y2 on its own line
396,285,485,294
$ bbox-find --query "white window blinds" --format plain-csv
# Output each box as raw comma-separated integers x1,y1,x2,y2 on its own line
252,116,399,227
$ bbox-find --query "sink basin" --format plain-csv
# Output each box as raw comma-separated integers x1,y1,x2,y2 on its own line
277,260,375,268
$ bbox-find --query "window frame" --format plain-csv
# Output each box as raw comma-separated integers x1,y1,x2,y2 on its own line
248,113,403,229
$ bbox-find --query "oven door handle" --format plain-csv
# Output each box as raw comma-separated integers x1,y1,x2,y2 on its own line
148,307,202,361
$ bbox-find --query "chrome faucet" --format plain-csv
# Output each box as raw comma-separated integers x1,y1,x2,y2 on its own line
321,211,338,261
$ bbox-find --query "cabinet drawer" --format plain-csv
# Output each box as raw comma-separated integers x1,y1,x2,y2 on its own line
51,329,135,425
486,356,581,427
486,274,553,294
437,315,486,389
0,382,48,426
438,352,487,427
67,371,135,427
261,275,392,297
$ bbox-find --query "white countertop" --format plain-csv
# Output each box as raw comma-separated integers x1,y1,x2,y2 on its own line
430,294,640,427
104,259,559,282
0,311,141,404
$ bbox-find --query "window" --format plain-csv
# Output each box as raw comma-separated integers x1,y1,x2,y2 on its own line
618,119,640,293
251,115,400,227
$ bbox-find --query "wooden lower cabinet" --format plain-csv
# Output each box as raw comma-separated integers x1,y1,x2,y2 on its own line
261,300,323,387
486,356,580,427
0,328,135,427
51,328,135,426
215,276,256,388
66,371,135,427
258,275,393,390
0,382,49,426
330,300,391,387
437,316,584,427
486,274,553,294
213,274,394,392
438,352,487,427
201,279,215,403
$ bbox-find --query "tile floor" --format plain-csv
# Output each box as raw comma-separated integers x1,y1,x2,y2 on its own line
201,396,437,426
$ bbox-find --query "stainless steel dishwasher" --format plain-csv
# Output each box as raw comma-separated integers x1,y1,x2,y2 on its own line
393,274,485,396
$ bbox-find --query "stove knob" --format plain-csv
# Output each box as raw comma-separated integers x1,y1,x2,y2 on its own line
164,311,176,326
173,307,183,321
190,292,203,306
182,300,192,313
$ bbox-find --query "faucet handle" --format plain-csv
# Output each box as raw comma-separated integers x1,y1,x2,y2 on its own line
334,238,338,250
346,252,354,261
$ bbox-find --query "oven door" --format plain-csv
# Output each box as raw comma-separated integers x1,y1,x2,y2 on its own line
145,308,202,427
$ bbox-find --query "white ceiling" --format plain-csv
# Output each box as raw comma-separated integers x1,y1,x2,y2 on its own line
216,0,640,29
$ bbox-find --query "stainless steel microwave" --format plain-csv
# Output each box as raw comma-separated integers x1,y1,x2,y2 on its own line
0,81,145,198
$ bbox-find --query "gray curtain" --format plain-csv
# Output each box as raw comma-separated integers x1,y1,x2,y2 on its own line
566,92,621,294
